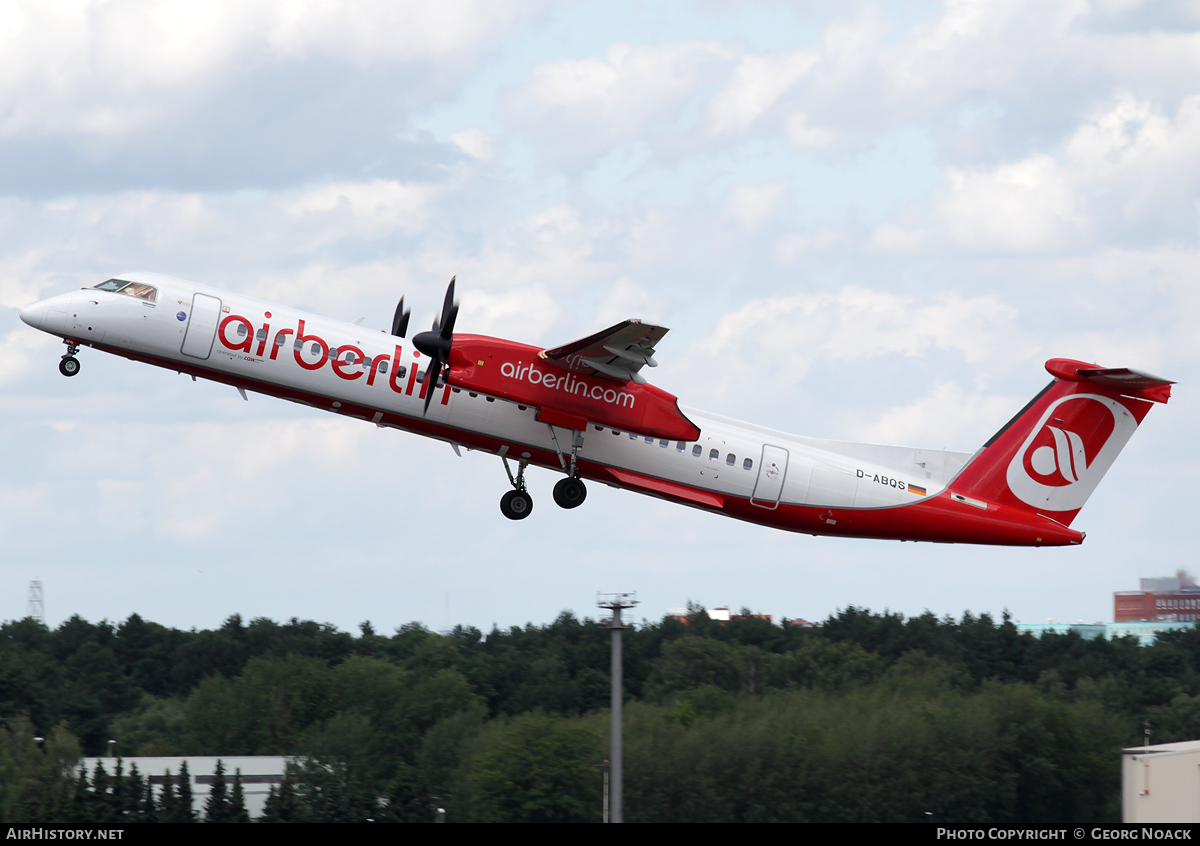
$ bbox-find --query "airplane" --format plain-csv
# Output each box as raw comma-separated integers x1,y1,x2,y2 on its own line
18,272,1173,547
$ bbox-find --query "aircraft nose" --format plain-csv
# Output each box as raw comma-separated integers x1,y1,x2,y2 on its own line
19,299,48,330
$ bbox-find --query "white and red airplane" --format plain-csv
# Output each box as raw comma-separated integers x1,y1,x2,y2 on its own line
19,272,1173,547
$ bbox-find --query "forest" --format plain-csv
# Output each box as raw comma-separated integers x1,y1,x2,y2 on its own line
3,605,1200,823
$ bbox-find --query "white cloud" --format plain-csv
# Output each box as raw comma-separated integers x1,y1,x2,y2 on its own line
938,155,1085,253
706,50,818,137
507,40,732,169
847,380,1022,449
682,286,1022,404
878,93,1200,254
727,180,789,232
281,179,443,239
450,127,494,161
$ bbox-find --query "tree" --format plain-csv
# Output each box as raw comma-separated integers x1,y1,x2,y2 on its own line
229,769,250,823
204,759,229,823
174,761,195,823
469,716,600,823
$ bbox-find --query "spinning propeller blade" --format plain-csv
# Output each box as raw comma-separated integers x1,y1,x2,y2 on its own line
412,276,458,414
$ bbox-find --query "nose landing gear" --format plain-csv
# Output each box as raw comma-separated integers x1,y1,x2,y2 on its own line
500,489,533,520
59,341,81,377
500,453,533,520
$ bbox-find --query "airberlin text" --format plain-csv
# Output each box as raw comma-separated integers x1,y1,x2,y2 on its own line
499,361,635,409
215,311,634,411
216,314,443,403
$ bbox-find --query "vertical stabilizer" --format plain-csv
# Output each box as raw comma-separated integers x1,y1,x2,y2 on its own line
951,359,1172,526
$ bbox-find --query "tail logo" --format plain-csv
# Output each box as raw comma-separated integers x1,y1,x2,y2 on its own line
1006,393,1136,512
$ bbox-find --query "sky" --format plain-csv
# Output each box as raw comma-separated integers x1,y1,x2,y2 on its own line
2,0,1198,635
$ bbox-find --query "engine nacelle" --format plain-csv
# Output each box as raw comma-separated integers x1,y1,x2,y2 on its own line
447,335,701,441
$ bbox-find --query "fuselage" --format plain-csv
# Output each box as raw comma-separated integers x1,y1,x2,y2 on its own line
19,272,1093,546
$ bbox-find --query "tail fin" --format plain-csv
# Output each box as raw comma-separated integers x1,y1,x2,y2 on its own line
952,358,1173,526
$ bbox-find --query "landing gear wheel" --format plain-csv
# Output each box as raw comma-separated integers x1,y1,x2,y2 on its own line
553,477,587,509
59,357,80,377
500,490,533,520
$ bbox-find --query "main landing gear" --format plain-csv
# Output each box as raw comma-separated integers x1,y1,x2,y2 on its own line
59,341,80,377
497,426,590,520
546,424,587,510
553,476,587,509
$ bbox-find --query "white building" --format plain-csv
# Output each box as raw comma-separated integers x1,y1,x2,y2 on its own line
1122,740,1200,823
78,755,287,820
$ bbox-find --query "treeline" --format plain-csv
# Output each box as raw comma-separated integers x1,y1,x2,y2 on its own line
5,607,1200,822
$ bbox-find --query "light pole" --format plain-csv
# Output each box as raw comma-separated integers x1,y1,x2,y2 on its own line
597,591,636,823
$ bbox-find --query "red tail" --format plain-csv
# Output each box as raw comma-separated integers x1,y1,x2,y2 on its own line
951,359,1172,526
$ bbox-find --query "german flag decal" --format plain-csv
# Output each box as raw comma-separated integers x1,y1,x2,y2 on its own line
908,483,927,496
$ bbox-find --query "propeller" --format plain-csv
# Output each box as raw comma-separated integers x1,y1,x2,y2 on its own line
412,276,458,414
391,296,411,338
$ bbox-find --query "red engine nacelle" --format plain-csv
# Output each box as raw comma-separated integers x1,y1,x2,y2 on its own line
447,335,701,441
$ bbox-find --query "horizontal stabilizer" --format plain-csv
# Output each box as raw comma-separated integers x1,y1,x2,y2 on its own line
1046,358,1173,403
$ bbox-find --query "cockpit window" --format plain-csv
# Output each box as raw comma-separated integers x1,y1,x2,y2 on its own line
94,279,157,302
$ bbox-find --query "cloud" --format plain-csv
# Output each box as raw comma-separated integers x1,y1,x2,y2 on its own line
727,180,790,232
450,127,494,161
706,50,818,137
679,286,1022,405
846,380,1022,449
0,0,542,194
506,40,732,170
876,94,1200,254
938,155,1085,253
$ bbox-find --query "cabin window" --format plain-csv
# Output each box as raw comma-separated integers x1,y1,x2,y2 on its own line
660,440,668,448
743,458,753,470
93,279,158,303
726,453,735,466
629,433,638,440
709,448,719,460
595,426,604,432
692,444,702,457
676,442,685,452
310,343,321,356
274,335,285,347
612,430,621,436
256,328,267,341
645,436,654,444
236,324,248,336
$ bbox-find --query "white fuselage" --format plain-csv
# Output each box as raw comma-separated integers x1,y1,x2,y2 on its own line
20,272,972,532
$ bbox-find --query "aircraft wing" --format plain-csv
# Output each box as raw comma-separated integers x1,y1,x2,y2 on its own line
539,319,667,385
